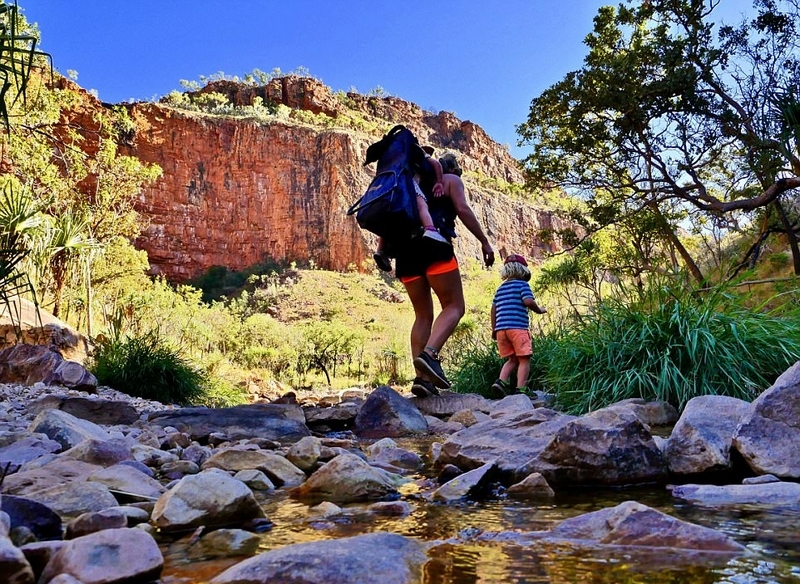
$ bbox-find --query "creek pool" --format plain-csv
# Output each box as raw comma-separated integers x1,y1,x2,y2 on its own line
160,439,800,584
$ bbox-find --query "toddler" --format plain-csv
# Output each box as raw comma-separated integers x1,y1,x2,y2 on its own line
490,254,546,397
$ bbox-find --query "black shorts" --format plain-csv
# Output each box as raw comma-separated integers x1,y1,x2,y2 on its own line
393,237,456,280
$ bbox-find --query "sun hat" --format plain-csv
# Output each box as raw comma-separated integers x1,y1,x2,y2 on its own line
504,254,528,267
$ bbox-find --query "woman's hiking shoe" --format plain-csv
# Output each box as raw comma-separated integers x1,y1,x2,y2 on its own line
491,378,510,398
411,377,439,398
414,351,451,389
373,252,392,272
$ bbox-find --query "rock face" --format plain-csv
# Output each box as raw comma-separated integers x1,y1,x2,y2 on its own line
733,360,800,478
57,76,574,282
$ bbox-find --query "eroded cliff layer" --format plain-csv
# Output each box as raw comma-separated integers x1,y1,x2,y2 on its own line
70,76,574,281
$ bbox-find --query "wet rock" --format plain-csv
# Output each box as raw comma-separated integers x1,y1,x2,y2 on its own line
437,464,463,484
366,442,423,475
506,472,555,499
733,360,800,479
201,448,305,487
189,528,260,559
148,403,310,443
151,468,267,532
209,531,427,584
353,386,428,438
38,527,163,584
672,481,800,506
431,462,496,502
665,395,750,476
544,500,744,552
291,452,402,503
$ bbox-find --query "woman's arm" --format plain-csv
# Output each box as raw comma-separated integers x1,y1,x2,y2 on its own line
445,174,495,266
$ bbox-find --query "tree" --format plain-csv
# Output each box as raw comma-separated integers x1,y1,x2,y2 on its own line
518,0,800,281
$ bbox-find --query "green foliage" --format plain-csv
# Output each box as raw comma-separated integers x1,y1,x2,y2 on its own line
90,330,209,405
0,1,52,129
543,281,800,414
517,0,800,278
448,338,503,398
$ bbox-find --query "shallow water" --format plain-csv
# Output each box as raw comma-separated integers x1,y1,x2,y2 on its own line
160,440,800,584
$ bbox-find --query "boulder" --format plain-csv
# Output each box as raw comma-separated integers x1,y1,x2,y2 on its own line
602,398,679,427
27,409,110,451
431,462,496,502
291,452,402,503
733,360,800,478
151,468,267,532
0,433,62,473
672,481,800,506
665,395,750,475
441,405,668,487
544,500,744,552
38,527,163,584
0,344,96,392
148,403,310,443
410,391,491,417
1,458,101,496
88,464,167,499
61,439,133,467
25,481,119,519
0,297,90,362
65,508,129,539
1,495,63,541
0,530,35,584
28,395,140,425
189,529,261,559
506,472,555,499
201,449,306,487
209,531,427,584
353,386,428,438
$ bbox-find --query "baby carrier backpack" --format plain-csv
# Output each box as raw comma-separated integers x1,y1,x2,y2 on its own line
347,125,427,245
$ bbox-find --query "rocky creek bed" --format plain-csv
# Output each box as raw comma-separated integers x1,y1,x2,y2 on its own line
3,355,800,583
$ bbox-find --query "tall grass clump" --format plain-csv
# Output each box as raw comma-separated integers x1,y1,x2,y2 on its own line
91,331,209,405
547,282,800,414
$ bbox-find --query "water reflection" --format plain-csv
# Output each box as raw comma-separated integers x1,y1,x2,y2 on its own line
160,439,800,583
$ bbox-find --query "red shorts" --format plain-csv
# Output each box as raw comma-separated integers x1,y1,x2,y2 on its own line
399,256,459,283
496,329,532,358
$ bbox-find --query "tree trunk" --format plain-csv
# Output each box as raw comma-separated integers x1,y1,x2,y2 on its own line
773,198,800,275
647,203,705,284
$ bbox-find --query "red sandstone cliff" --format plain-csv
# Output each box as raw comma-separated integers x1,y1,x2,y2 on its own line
59,76,575,281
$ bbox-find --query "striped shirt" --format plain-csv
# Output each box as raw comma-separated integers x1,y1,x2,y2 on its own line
492,279,535,331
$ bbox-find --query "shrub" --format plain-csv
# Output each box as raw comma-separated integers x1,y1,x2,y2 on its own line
91,331,209,405
546,283,800,414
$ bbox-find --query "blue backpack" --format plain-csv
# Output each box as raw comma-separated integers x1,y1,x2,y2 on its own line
347,125,427,244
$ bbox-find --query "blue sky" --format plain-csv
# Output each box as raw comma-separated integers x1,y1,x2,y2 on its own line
25,0,754,159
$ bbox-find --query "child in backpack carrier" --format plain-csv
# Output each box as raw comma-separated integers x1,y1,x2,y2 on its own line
373,147,449,272
490,254,547,397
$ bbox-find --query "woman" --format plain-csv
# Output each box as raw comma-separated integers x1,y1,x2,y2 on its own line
393,153,495,397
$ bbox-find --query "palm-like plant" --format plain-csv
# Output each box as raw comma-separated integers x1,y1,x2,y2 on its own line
0,1,52,130
0,180,43,331
44,211,95,318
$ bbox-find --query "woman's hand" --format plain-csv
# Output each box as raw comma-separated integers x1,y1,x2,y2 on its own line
482,243,495,267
